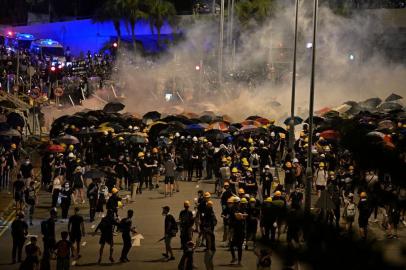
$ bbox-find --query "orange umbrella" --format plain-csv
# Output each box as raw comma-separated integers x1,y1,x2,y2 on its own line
241,120,261,127
208,121,229,132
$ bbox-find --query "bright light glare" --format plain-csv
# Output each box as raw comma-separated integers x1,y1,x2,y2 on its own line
306,42,313,49
195,65,200,71
349,54,355,60
165,93,173,101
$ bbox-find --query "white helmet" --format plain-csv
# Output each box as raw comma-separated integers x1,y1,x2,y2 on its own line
293,158,299,163
192,136,198,142
259,140,264,145
134,126,139,131
175,132,180,137
68,152,75,158
270,132,275,137
103,131,108,135
128,125,133,130
180,136,185,140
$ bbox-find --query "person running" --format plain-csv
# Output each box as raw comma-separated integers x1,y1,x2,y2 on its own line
68,207,85,259
25,180,38,226
11,212,28,264
54,231,73,270
95,209,118,263
162,206,177,261
119,209,137,262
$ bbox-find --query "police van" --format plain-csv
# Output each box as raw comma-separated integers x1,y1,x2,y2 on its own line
30,39,66,65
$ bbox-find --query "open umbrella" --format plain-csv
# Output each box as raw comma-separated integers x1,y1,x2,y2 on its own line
83,169,106,179
323,110,340,118
185,123,205,136
204,129,230,142
241,120,262,127
199,115,214,123
0,129,21,137
385,93,403,102
246,115,262,121
319,130,340,140
128,135,147,144
315,107,331,116
6,112,25,128
305,116,324,125
57,134,80,145
143,111,161,121
208,121,229,132
0,100,17,109
255,117,271,126
47,144,65,153
240,125,258,133
377,120,394,130
360,97,382,109
270,126,287,134
283,116,303,126
378,102,403,111
103,101,125,113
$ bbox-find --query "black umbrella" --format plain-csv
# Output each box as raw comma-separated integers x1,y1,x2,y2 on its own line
284,116,303,126
199,115,213,124
360,98,382,109
204,129,230,142
0,100,17,109
305,116,324,125
344,100,358,107
161,115,191,125
143,111,161,121
6,112,25,128
378,102,403,111
83,169,106,179
246,115,262,121
323,110,340,119
270,126,287,134
0,129,21,137
159,125,184,136
64,115,87,126
385,93,403,102
103,101,125,113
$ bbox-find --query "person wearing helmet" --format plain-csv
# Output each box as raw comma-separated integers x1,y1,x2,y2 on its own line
106,188,122,218
343,193,356,232
179,201,194,250
272,191,286,241
200,201,217,270
220,182,234,207
314,162,327,197
230,201,248,265
249,148,260,179
72,166,85,204
137,152,146,193
358,192,371,240
218,158,231,196
257,140,271,173
260,165,273,198
204,140,215,180
246,197,260,250
269,132,280,167
283,161,295,195
244,168,258,197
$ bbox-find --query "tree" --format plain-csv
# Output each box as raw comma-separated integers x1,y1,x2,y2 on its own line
122,0,149,50
146,0,177,48
93,0,124,43
236,0,276,28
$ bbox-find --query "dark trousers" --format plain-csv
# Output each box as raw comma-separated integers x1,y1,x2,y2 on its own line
180,228,192,250
263,224,276,242
206,161,213,179
262,182,271,198
61,202,70,219
89,198,97,222
12,237,25,262
230,236,244,261
120,234,132,260
187,162,193,180
51,189,60,208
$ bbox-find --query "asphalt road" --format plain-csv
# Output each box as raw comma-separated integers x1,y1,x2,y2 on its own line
0,179,288,270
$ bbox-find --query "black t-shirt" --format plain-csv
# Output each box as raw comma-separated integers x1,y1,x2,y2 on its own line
290,191,303,208
11,219,28,238
13,180,25,192
120,217,132,235
20,163,33,178
69,214,84,235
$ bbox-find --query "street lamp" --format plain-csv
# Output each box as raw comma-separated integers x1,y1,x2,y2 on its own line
305,0,319,213
289,0,300,154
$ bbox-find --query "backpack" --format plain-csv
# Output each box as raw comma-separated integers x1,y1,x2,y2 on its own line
346,203,356,218
169,215,178,237
252,154,259,166
56,240,70,258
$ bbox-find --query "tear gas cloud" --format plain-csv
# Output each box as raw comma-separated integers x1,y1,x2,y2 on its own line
113,2,406,122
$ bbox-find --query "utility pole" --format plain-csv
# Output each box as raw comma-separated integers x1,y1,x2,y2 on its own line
289,0,299,154
219,0,225,87
305,0,319,213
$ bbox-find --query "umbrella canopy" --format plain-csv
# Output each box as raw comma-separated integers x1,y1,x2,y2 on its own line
246,115,262,121
57,134,80,145
159,125,184,136
83,169,106,179
47,144,65,153
199,115,214,123
128,135,147,144
323,110,340,118
385,93,403,102
319,130,340,140
103,101,125,113
99,122,124,132
208,121,229,132
315,107,331,116
221,114,234,123
305,116,324,125
0,100,17,109
181,112,199,119
361,97,382,109
6,112,25,128
283,116,303,126
0,128,21,137
333,104,352,114
255,117,271,126
270,126,287,134
185,123,205,136
143,111,161,121
377,120,394,130
366,131,385,139
378,102,403,111
161,115,192,125
241,120,262,127
204,129,230,142
240,125,258,133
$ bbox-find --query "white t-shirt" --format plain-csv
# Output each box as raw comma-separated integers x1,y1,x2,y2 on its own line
315,169,327,186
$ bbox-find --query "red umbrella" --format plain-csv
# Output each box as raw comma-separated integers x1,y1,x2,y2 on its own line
319,130,340,140
47,144,65,153
255,117,271,126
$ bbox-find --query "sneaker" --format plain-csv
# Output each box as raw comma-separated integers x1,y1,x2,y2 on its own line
167,257,175,261
109,257,115,263
162,253,169,258
402,220,406,226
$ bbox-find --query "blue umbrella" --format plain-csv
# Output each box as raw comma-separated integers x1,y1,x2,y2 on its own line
284,116,303,126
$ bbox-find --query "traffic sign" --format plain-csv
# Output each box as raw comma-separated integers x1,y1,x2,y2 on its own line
54,87,64,97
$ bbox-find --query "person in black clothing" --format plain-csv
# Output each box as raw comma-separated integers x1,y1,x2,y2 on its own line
113,155,128,190
20,236,41,270
179,201,194,250
230,206,247,265
260,165,273,199
202,201,217,270
41,154,54,188
13,174,25,212
288,186,303,210
87,178,99,222
205,142,215,180
162,206,177,261
11,212,28,264
25,181,37,225
68,207,85,259
19,157,33,186
178,241,195,270
55,231,73,270
220,182,234,208
96,209,119,263
358,192,371,240
143,151,155,190
106,188,121,217
119,209,137,263
41,209,57,270
60,182,73,221
246,198,260,250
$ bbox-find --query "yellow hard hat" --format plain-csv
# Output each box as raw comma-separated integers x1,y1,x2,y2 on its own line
184,200,190,207
300,131,305,137
138,152,145,158
249,198,256,203
329,171,335,175
242,160,249,166
274,191,282,197
349,165,354,170
319,162,325,168
304,137,309,143
241,147,247,151
227,197,234,203
285,162,292,168
203,138,208,143
247,167,253,172
360,192,367,198
265,197,273,203
249,146,255,152
118,136,124,141
152,148,158,153
70,125,76,129
226,156,232,161
118,201,123,208
207,200,214,207
11,143,17,149
241,198,248,204
204,192,211,198
112,188,119,194
68,145,74,150
248,138,254,144
279,133,286,139
222,157,227,162
238,188,245,194
232,167,238,173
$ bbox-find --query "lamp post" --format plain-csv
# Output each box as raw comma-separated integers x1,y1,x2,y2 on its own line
289,0,300,154
219,0,225,87
305,0,319,213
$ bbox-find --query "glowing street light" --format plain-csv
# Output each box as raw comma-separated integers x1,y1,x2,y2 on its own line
349,53,355,61
195,65,201,71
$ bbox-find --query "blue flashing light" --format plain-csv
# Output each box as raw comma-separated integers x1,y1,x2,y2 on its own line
16,33,35,40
